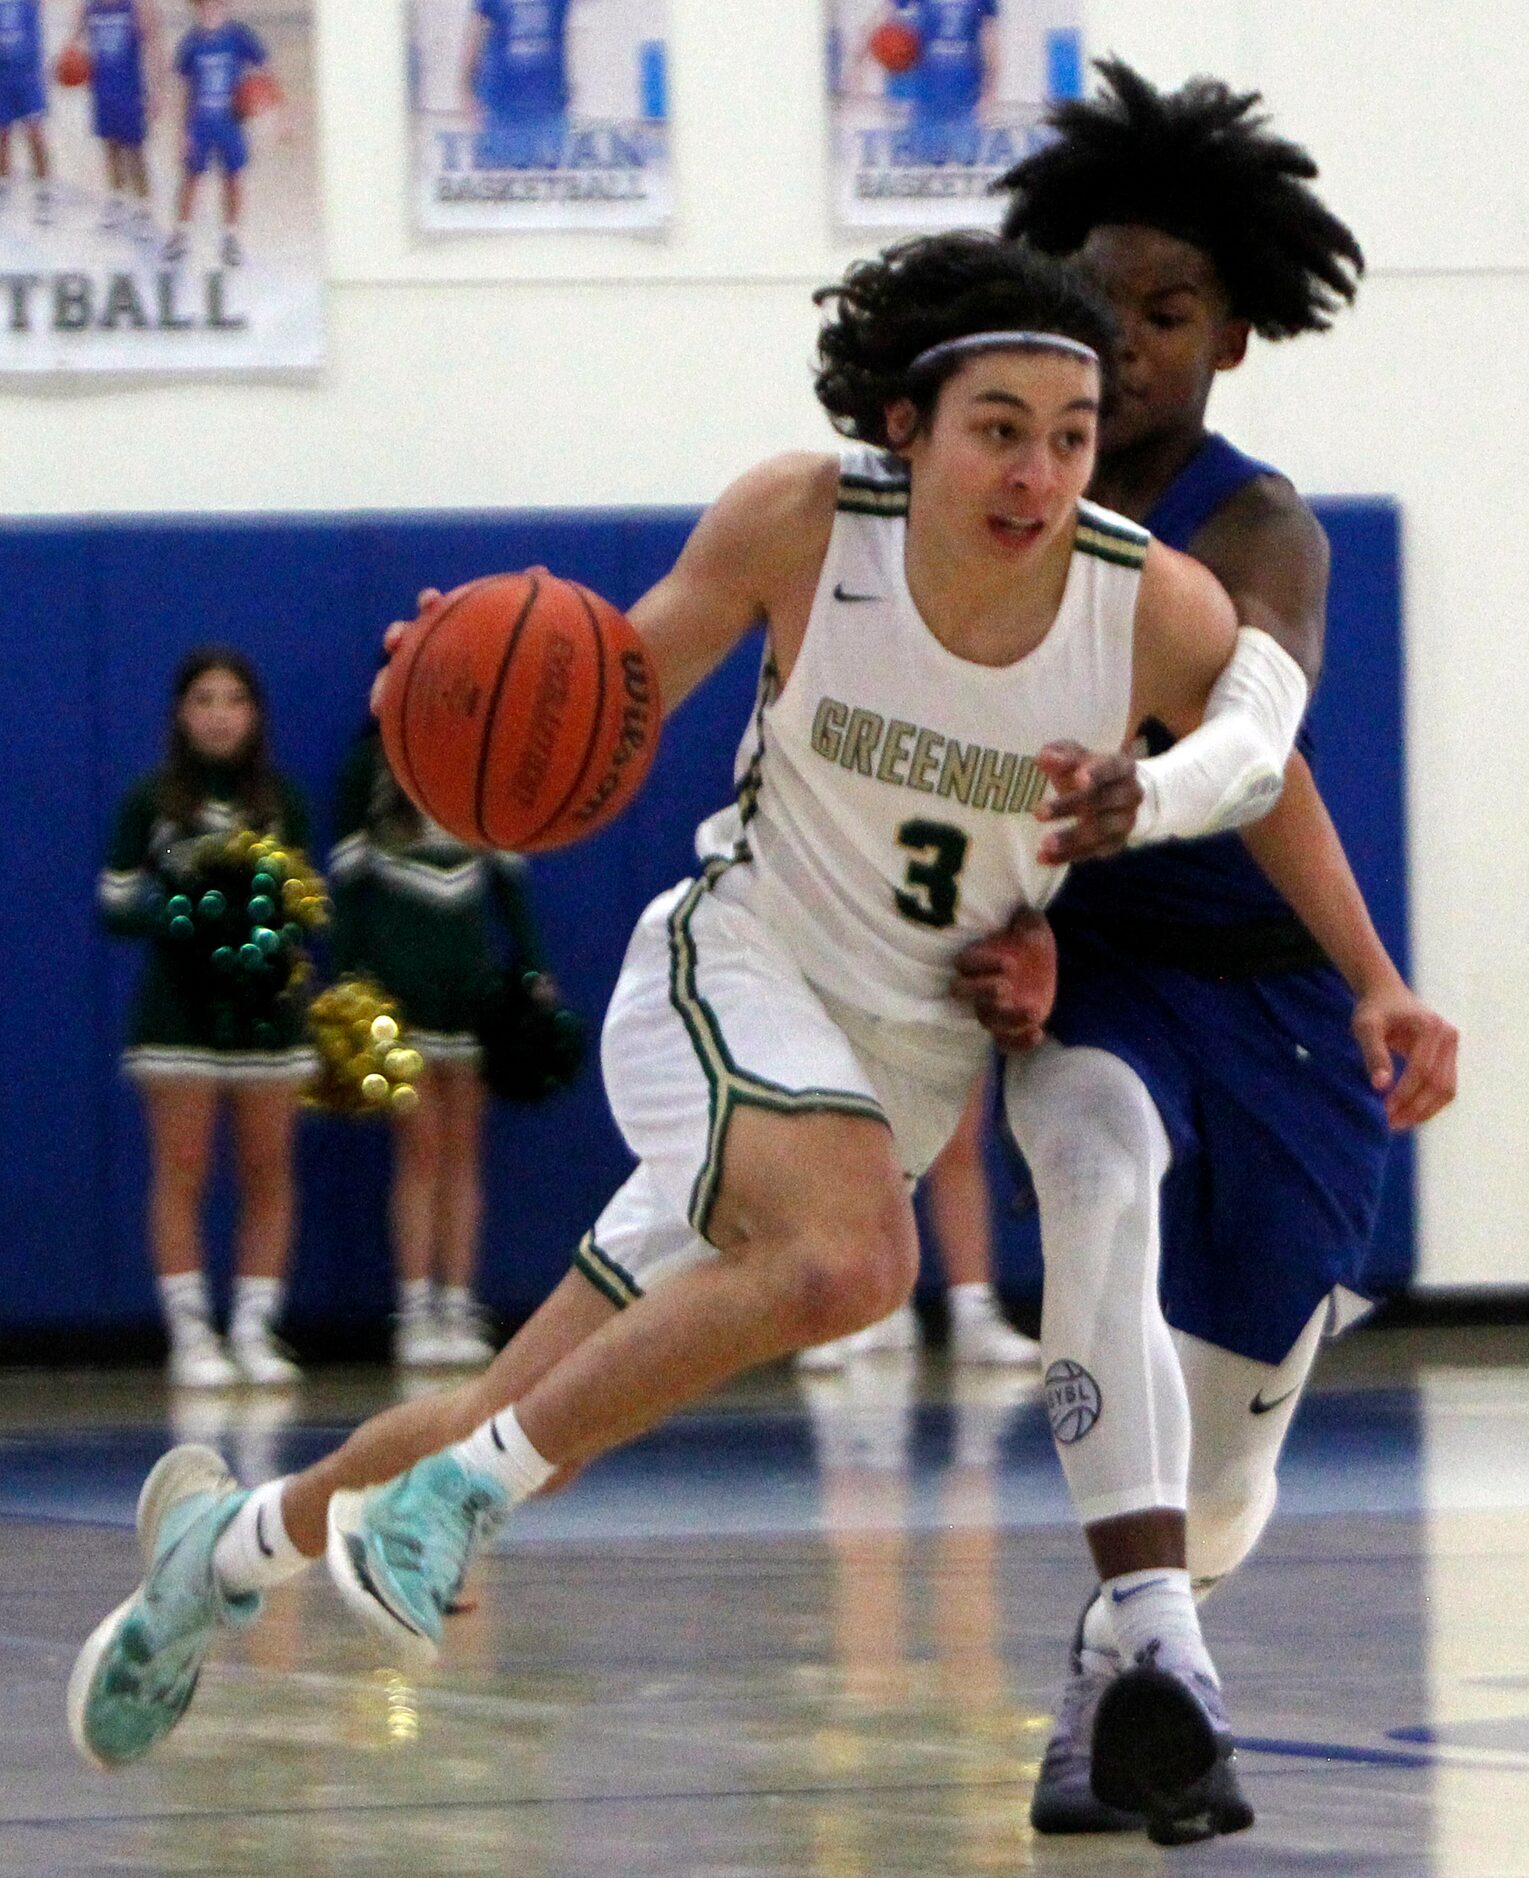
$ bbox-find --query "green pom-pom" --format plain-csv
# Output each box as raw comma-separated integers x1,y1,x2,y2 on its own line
210,945,236,972
281,922,303,947
197,890,226,921
166,895,192,920
238,942,265,971
253,926,282,956
251,871,277,897
168,914,195,940
247,895,276,924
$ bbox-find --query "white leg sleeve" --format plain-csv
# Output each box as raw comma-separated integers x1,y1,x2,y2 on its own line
1003,1043,1188,1526
1176,1295,1328,1590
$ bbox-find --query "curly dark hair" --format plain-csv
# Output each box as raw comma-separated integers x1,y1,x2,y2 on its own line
996,59,1364,340
159,645,281,830
813,231,1119,448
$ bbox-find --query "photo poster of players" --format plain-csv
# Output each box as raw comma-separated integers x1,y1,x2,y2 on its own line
0,0,323,377
828,0,1086,232
409,0,672,235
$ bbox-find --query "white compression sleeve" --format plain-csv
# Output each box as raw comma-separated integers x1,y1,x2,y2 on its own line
1129,626,1309,846
1004,1043,1189,1525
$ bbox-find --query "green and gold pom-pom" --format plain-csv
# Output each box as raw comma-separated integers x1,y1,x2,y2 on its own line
160,830,329,1044
306,977,425,1117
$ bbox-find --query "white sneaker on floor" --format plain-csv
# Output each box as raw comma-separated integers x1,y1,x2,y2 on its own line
797,1303,918,1370
229,1325,300,1388
168,1324,240,1391
948,1293,1041,1367
431,1309,496,1368
394,1314,446,1369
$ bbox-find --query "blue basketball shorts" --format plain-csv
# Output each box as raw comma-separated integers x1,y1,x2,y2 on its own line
93,81,146,145
186,114,247,175
0,67,44,127
1022,926,1393,1366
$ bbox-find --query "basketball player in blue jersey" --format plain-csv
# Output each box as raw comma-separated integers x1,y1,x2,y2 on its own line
65,0,165,238
0,0,51,223
164,0,268,267
464,0,576,171
960,63,1459,1840
71,232,1330,1786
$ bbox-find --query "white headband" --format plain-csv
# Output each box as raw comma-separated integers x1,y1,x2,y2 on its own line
909,330,1100,373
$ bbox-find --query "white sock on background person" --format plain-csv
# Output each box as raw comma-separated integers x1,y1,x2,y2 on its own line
159,1270,215,1343
229,1275,282,1346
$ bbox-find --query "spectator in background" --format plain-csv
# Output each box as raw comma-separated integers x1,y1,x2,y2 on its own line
0,0,52,222
98,648,312,1389
329,725,550,1370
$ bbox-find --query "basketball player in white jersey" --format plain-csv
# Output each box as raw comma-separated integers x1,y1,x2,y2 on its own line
71,235,1311,1817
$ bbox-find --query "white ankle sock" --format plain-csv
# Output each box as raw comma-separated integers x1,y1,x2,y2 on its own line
230,1276,281,1344
452,1408,555,1505
949,1281,995,1319
438,1284,475,1323
160,1271,214,1343
213,1479,313,1595
1080,1589,1121,1668
1099,1567,1217,1684
399,1278,433,1324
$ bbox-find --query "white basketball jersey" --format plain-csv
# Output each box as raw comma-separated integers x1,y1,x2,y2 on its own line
712,447,1148,1026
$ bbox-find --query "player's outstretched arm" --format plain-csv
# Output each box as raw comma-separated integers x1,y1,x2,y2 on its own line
1124,540,1309,846
1241,752,1458,1127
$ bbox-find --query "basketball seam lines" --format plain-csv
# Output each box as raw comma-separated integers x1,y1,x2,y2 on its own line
473,575,544,846
397,580,486,819
512,582,609,851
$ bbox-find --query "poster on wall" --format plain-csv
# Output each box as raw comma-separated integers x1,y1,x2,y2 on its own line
409,0,671,235
0,0,324,378
827,0,1085,233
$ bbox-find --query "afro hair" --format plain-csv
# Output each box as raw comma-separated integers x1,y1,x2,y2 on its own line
996,59,1364,340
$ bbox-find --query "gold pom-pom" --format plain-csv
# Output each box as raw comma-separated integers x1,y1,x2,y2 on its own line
305,976,428,1118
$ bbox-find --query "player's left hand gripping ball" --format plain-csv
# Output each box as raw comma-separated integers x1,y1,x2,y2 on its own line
376,571,662,851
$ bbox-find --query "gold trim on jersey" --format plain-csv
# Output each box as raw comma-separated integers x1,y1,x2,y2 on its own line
666,858,888,1238
574,1231,644,1309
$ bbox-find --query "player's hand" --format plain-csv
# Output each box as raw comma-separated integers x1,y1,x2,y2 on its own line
1351,983,1459,1130
952,908,1056,1053
370,587,445,717
1033,740,1144,864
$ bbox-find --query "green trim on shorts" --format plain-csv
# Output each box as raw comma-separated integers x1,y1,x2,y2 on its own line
665,858,888,1240
574,1232,643,1308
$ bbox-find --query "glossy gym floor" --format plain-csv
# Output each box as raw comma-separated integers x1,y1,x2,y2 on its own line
3,1324,1528,1876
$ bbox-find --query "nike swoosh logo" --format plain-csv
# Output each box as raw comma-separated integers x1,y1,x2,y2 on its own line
256,1504,275,1559
833,583,881,603
345,1535,429,1639
1110,1578,1169,1605
1250,1385,1300,1416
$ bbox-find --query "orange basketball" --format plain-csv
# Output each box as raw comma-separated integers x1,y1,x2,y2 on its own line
55,42,91,87
378,571,662,853
868,19,922,73
233,69,282,120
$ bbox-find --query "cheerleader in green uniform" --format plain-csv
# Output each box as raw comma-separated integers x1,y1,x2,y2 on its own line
330,727,549,1369
98,649,313,1389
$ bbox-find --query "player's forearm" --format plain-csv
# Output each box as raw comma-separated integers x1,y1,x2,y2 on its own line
1239,752,1404,998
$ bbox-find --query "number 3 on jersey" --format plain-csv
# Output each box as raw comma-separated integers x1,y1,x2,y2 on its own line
894,819,969,929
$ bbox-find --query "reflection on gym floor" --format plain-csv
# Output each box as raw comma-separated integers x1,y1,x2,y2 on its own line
4,1326,1529,1875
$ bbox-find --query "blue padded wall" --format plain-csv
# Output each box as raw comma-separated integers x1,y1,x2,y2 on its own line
0,498,1410,1341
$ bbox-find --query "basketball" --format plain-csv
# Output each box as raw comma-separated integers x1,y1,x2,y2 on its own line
868,19,921,73
378,570,661,853
233,70,282,120
54,42,91,87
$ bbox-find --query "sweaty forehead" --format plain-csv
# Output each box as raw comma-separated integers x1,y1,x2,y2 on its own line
1076,224,1224,304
